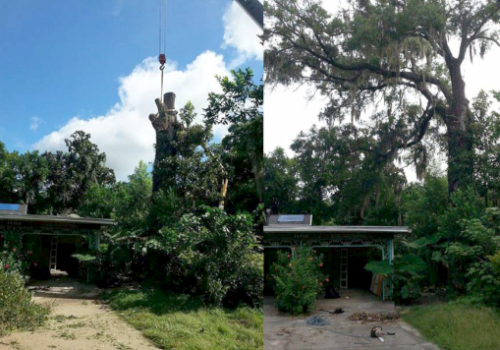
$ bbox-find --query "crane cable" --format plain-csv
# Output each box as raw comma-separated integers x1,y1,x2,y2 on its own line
158,0,167,102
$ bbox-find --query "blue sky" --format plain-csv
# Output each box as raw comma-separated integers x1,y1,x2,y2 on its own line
0,0,263,179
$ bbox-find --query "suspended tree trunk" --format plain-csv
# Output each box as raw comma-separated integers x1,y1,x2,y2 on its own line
149,92,182,193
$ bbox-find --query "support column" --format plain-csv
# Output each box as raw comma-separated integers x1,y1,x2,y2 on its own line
388,238,394,301
381,246,386,301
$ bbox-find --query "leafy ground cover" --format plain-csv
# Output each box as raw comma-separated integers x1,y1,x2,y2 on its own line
103,288,263,350
403,303,500,350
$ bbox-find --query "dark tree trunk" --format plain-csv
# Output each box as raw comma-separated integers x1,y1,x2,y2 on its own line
446,122,474,194
444,61,474,194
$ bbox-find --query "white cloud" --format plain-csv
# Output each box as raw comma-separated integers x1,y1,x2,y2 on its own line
222,1,263,68
462,46,500,99
34,51,230,181
30,117,42,131
264,84,328,156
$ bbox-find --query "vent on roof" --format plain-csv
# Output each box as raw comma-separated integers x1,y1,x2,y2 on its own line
0,204,28,215
278,215,305,223
267,214,312,226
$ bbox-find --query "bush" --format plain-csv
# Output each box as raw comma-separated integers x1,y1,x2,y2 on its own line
0,268,49,336
445,208,500,307
271,246,325,314
145,206,263,307
0,231,27,274
364,253,426,304
224,253,264,308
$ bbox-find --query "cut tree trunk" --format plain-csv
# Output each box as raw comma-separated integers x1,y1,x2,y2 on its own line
149,92,180,193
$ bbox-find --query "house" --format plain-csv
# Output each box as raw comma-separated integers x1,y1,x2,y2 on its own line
0,203,115,281
263,214,410,300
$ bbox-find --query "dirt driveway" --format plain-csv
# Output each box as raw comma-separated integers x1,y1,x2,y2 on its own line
0,278,159,350
264,289,440,350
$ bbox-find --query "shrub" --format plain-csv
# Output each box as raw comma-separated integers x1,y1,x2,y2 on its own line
364,253,427,304
0,268,49,336
145,206,263,307
224,252,264,308
271,246,325,314
445,208,500,307
0,231,26,274
179,208,261,306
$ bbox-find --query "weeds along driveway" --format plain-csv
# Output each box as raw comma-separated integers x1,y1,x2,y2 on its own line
264,289,441,350
0,278,159,350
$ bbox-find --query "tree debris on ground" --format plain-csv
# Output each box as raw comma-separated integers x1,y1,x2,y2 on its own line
320,307,344,314
349,311,400,323
307,315,330,326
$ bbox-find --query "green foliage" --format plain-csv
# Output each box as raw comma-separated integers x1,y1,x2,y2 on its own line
445,207,500,306
438,188,486,292
71,254,97,262
266,0,500,194
204,68,263,210
364,254,426,303
77,183,119,219
81,160,152,233
472,90,500,204
264,148,299,214
115,161,152,228
271,246,324,314
143,207,262,307
0,231,26,274
9,150,49,211
0,131,115,215
364,260,392,276
236,253,264,308
0,269,50,336
403,172,449,239
177,207,261,306
265,121,407,225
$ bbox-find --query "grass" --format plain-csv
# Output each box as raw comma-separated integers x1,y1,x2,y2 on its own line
403,303,500,350
8,341,21,350
53,314,78,323
102,288,263,350
56,329,76,340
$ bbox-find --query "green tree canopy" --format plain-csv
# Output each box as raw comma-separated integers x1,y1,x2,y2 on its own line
265,0,500,195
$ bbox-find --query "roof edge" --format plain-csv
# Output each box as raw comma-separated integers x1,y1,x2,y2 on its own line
264,225,410,233
0,214,116,226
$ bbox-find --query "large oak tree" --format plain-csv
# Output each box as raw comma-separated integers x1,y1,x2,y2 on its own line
265,0,500,194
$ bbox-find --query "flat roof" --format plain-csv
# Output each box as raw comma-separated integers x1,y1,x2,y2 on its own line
0,214,116,226
264,225,410,234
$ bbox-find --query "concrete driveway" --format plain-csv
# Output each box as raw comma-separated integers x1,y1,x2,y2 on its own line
264,289,440,350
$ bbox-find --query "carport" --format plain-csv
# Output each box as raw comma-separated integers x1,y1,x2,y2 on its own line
264,214,410,300
0,204,115,280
